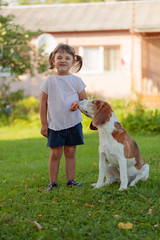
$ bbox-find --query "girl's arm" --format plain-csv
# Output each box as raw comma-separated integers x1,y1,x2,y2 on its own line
40,91,48,137
78,89,88,100
70,89,88,111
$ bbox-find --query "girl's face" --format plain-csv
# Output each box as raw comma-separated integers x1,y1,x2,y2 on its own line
53,50,74,75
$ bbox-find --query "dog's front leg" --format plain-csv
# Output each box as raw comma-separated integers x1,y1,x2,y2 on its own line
93,152,107,188
119,158,128,191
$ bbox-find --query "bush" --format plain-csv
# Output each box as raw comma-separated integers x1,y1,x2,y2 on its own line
107,99,160,134
9,89,24,104
12,96,40,120
0,96,160,134
0,88,24,112
122,106,160,133
0,114,11,127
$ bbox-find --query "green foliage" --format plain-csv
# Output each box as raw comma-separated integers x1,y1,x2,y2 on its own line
0,13,48,113
0,126,159,239
8,89,24,103
0,12,48,120
0,77,25,126
12,96,40,120
122,108,160,133
0,96,160,134
82,99,160,134
0,77,24,110
0,12,48,77
35,47,48,74
0,95,40,126
0,14,34,76
109,99,160,134
0,113,10,126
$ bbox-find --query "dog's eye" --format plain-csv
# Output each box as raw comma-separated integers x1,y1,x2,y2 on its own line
85,110,88,114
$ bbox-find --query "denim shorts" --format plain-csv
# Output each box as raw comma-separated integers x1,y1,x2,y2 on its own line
47,123,84,147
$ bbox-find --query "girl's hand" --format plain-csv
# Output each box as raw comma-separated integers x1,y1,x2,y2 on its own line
70,102,78,111
41,124,48,137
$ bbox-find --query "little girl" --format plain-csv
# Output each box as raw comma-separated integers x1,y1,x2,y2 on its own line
40,43,87,191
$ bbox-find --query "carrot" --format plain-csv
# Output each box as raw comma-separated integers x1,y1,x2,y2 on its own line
71,102,78,110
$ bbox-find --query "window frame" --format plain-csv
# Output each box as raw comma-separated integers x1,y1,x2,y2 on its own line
78,45,121,74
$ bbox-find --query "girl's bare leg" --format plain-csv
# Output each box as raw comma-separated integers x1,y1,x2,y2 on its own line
64,145,76,182
49,146,63,183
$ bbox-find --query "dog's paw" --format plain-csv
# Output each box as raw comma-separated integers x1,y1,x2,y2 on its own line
91,182,105,188
119,185,128,191
130,181,136,187
94,183,104,189
104,180,112,185
91,183,97,187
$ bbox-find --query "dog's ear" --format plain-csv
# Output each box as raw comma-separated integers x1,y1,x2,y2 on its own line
90,121,98,130
92,102,112,127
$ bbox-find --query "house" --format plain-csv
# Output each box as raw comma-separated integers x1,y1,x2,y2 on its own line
1,0,160,107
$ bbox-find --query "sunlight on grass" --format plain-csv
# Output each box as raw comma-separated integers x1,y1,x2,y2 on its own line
0,114,93,140
0,124,41,140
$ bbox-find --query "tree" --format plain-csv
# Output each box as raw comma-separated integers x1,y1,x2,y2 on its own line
0,8,48,114
0,14,44,76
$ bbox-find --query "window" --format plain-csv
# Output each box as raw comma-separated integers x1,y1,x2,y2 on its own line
79,46,120,73
104,47,120,71
81,47,102,72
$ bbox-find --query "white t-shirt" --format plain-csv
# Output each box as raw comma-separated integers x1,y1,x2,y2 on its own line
40,74,86,131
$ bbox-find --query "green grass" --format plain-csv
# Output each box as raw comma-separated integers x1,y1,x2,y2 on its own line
0,122,160,240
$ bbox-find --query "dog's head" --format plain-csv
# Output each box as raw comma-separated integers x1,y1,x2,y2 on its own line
78,99,113,130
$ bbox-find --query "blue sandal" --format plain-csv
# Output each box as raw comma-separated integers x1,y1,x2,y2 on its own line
46,182,58,191
67,179,82,187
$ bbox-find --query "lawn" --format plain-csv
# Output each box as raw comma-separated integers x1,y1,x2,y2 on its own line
0,123,160,240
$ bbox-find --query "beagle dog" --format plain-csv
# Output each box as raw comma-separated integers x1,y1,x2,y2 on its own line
78,99,149,190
